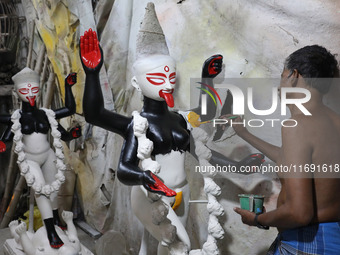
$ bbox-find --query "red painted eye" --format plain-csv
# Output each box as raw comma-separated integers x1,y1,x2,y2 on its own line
31,87,39,93
19,88,29,95
146,77,165,86
169,72,176,84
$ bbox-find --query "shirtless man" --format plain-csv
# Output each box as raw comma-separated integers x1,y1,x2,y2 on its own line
231,45,340,254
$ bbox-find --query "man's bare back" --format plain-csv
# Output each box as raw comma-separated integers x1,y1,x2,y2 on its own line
277,106,340,226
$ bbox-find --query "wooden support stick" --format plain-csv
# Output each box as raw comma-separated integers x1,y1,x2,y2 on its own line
37,54,49,107
0,176,26,228
43,71,56,108
34,44,46,74
40,54,49,86
26,21,35,69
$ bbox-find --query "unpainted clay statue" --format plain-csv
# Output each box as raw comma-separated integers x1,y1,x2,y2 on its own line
8,211,87,255
0,68,81,249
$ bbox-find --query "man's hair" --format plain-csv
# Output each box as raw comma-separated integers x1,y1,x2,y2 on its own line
284,45,339,94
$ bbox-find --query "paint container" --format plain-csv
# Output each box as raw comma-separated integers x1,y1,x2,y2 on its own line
238,194,264,214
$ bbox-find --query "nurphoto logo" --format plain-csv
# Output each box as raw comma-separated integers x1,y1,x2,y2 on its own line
196,80,312,128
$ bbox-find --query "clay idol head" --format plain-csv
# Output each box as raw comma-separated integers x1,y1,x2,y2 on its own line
12,67,40,107
131,2,176,108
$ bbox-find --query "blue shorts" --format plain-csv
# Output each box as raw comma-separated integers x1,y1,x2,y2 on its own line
267,222,340,255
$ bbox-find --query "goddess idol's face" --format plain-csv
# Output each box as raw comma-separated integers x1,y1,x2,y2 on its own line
16,82,40,106
132,55,176,107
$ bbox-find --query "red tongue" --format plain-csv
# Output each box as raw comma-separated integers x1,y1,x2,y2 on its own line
161,92,174,108
28,96,35,107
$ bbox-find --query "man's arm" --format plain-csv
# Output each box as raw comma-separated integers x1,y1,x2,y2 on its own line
238,130,281,162
255,178,314,229
188,123,264,172
235,120,315,229
223,115,281,162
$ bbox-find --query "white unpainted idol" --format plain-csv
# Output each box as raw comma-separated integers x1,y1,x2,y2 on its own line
11,109,66,198
5,211,93,255
132,111,189,255
132,112,226,254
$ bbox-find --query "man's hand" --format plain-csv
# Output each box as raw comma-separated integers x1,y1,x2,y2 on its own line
0,141,6,153
234,207,256,226
80,28,103,72
202,54,223,78
66,72,77,87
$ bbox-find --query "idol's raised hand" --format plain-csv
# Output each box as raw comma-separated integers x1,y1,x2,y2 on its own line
70,125,82,139
0,140,6,153
80,29,103,72
202,54,223,78
65,72,77,87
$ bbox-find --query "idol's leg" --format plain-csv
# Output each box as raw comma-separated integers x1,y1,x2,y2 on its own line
131,186,190,255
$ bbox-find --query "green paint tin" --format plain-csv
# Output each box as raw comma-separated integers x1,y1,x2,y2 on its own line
238,194,265,214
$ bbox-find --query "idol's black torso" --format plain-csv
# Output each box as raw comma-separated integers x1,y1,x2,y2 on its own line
20,102,50,135
140,97,189,155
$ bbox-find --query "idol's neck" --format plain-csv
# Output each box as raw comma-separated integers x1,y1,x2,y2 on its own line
142,96,170,115
21,102,36,113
